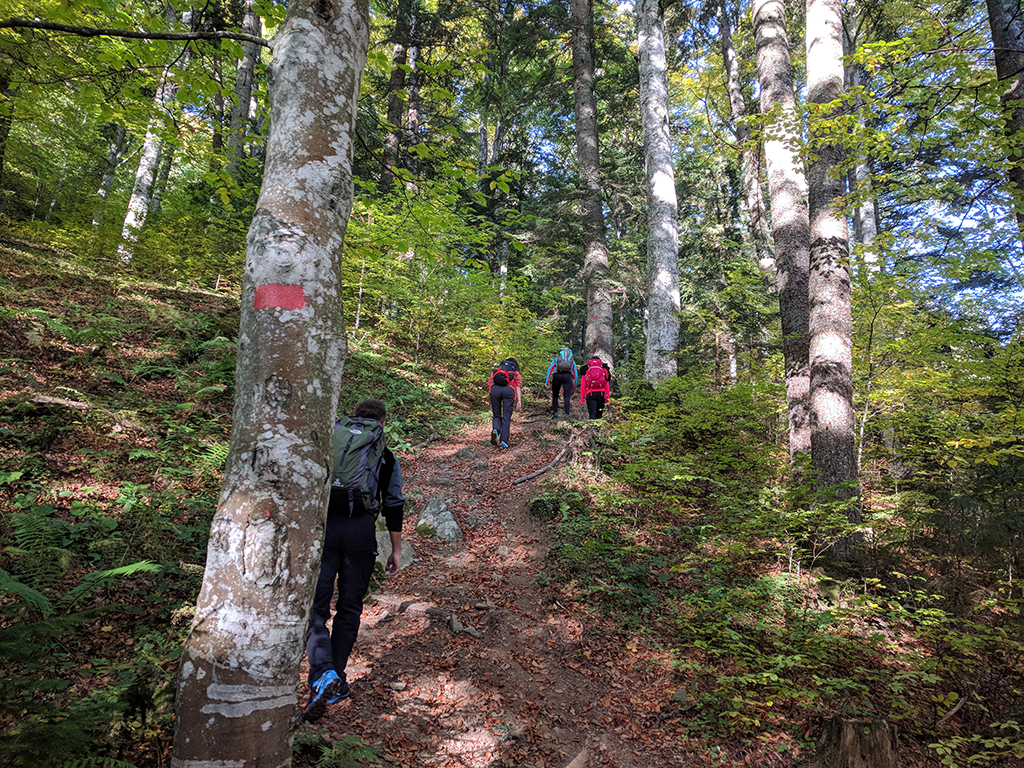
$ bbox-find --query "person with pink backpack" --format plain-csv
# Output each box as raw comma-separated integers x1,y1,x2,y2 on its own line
579,356,611,419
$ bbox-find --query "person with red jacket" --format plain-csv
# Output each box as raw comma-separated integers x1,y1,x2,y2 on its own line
488,358,522,449
579,357,611,419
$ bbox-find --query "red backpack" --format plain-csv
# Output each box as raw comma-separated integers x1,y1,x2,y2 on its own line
581,358,609,394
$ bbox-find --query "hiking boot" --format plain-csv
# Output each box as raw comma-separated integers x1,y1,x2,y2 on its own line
491,429,498,446
327,678,350,704
500,441,509,449
551,414,558,421
304,670,342,723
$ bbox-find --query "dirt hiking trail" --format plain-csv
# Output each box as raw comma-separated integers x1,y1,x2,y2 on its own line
298,405,701,768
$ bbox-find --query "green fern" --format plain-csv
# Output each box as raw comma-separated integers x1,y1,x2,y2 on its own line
60,561,162,611
0,568,54,615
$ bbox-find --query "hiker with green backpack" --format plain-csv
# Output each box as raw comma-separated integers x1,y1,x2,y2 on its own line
304,398,405,723
545,347,578,420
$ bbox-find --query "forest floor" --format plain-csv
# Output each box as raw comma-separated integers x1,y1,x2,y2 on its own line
296,405,700,768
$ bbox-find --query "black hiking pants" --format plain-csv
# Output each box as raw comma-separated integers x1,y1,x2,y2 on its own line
586,392,606,419
550,372,574,416
490,384,515,445
306,489,378,686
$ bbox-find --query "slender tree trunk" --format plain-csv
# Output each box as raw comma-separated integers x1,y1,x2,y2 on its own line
753,0,811,460
93,123,126,227
170,0,368,762
120,29,187,264
0,74,17,191
638,0,680,382
570,0,614,365
807,0,860,551
226,0,263,180
720,0,775,288
843,24,881,274
379,0,415,196
987,0,1024,250
151,144,174,213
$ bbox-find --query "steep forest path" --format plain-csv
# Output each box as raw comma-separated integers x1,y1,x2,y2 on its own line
301,404,693,768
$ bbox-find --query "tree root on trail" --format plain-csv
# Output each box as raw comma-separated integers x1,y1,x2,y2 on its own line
512,431,578,484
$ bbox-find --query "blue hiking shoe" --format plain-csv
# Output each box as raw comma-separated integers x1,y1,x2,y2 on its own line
304,670,342,722
327,678,350,704
500,441,509,449
491,429,498,446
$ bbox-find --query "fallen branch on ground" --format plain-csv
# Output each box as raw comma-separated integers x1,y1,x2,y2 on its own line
512,431,577,484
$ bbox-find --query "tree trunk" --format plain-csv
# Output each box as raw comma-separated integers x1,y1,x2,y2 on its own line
806,0,860,551
638,0,680,382
570,0,614,365
816,717,900,768
120,18,188,264
843,24,881,274
119,113,166,262
151,144,175,214
170,0,367,762
93,123,126,227
986,0,1024,250
226,0,263,181
720,0,775,289
753,0,811,460
379,0,416,196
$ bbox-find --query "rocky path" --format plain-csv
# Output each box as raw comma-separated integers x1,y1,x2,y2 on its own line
300,407,691,768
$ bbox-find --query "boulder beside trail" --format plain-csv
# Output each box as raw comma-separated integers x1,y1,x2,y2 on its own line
376,531,416,571
418,498,463,541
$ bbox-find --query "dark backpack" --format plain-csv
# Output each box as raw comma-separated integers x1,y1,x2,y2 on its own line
493,358,517,387
331,416,386,511
555,348,574,373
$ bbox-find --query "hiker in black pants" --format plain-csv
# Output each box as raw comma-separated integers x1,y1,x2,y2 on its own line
304,399,404,723
545,348,578,420
488,358,522,449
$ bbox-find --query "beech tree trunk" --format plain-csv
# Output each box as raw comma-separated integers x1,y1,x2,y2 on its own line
807,0,860,551
720,0,775,288
570,0,614,365
226,0,263,181
170,0,367,763
987,0,1024,249
638,0,680,382
753,0,811,459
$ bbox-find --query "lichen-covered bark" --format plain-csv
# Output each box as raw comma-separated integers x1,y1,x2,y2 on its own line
807,0,860,549
570,0,614,365
171,0,368,764
638,0,679,383
753,0,810,459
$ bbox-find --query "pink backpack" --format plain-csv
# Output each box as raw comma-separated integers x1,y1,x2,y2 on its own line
581,358,609,393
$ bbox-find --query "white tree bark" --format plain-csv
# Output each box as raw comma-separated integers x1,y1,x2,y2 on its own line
92,122,125,227
807,0,860,549
753,0,811,459
638,0,680,383
171,0,368,763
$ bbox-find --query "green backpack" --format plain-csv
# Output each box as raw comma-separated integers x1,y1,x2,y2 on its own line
331,416,386,512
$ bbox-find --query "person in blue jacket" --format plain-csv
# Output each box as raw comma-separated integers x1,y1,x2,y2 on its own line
545,347,578,420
